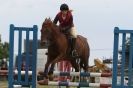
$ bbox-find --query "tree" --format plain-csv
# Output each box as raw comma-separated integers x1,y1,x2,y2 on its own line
3,42,9,58
0,44,3,59
118,37,130,68
119,37,130,54
0,34,9,60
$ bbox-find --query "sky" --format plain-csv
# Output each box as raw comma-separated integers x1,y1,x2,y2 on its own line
1,0,133,65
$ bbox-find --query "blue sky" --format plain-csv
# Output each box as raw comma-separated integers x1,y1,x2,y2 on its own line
1,0,133,65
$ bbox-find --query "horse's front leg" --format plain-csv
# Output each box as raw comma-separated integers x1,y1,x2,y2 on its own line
43,60,51,79
38,60,51,85
48,63,55,80
51,54,65,65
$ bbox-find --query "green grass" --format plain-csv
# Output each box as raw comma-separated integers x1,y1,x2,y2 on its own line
0,81,78,88
0,81,8,88
0,81,55,88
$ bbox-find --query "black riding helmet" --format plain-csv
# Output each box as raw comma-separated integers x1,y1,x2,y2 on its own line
60,3,69,11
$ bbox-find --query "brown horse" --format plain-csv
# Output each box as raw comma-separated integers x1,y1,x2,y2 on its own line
40,18,90,81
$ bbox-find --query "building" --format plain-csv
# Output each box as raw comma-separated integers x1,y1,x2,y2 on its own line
15,40,48,71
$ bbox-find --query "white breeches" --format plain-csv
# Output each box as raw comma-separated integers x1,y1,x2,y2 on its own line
70,27,77,38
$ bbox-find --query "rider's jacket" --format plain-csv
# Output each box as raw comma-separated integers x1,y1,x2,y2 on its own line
53,11,74,29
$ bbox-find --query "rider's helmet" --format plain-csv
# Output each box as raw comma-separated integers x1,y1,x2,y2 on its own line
60,3,69,11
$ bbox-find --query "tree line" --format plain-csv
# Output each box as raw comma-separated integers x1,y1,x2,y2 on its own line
0,34,9,60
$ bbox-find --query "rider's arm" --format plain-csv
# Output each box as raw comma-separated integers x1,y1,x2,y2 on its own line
53,14,59,24
65,15,74,29
69,15,74,27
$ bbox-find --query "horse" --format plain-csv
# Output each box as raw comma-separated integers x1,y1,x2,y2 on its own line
39,18,90,84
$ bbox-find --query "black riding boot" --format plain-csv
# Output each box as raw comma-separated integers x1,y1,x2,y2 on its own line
70,38,77,57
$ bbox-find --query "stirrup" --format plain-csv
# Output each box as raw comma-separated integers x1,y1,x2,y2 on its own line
72,50,78,57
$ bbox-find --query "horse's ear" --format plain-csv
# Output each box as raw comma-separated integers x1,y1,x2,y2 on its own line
48,17,51,21
45,18,48,21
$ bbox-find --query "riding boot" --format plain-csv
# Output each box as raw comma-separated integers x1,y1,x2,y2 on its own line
70,38,77,57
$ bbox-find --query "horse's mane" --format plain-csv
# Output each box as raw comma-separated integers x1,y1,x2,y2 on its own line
52,22,60,32
43,18,66,40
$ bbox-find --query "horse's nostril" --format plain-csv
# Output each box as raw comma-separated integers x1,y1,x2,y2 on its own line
40,41,45,46
42,42,46,44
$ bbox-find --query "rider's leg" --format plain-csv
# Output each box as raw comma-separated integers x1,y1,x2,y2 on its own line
70,27,77,56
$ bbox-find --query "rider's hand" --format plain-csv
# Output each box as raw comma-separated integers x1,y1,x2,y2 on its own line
62,27,66,31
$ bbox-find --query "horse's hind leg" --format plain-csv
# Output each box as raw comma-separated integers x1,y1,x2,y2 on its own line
78,57,89,83
71,59,80,72
83,61,89,72
70,60,80,82
81,55,89,72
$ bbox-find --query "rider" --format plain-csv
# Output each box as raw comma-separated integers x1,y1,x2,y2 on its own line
53,3,77,57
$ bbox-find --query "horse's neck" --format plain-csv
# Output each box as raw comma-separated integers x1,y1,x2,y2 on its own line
47,25,67,46
50,27,65,43
51,25,65,37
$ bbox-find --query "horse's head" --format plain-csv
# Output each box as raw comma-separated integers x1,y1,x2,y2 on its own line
40,18,53,46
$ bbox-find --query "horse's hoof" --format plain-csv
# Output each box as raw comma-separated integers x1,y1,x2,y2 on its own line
38,79,48,85
38,71,44,75
37,75,44,81
48,74,54,81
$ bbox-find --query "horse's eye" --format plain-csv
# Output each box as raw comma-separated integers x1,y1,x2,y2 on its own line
40,30,42,32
